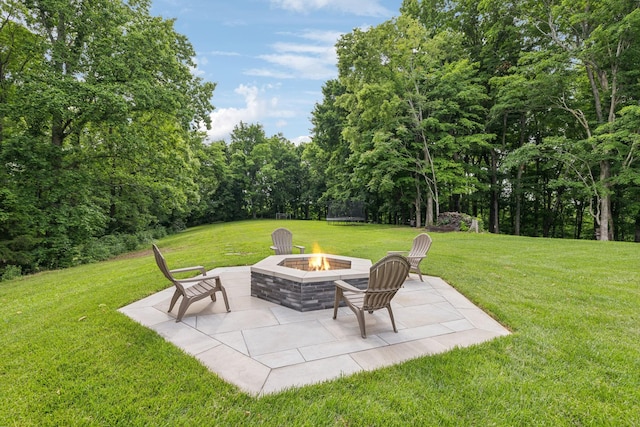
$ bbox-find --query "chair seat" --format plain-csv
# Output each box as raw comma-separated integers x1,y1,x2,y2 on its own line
341,292,364,306
175,277,230,321
184,279,219,298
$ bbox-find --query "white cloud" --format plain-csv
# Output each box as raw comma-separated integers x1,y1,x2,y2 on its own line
291,135,312,145
248,30,342,81
245,68,295,79
220,28,345,141
206,85,263,141
209,50,241,57
270,0,393,17
258,53,336,80
200,4,395,144
189,57,206,77
271,42,329,54
298,29,344,44
206,84,297,142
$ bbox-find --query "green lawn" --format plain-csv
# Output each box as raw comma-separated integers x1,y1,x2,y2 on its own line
2,220,639,426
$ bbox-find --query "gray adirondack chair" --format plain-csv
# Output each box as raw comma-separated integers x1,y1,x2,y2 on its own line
388,233,432,281
270,227,305,255
152,244,230,322
333,254,410,338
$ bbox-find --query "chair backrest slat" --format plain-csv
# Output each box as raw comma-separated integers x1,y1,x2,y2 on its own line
153,244,185,292
153,244,174,281
271,228,293,255
408,233,432,258
363,254,410,309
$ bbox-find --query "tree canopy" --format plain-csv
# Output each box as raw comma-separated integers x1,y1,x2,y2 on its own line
1,0,214,272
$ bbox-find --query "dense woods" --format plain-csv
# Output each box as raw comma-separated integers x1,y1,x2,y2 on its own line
1,0,639,278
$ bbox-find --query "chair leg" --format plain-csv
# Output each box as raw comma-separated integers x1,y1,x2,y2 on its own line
411,266,424,282
332,287,342,319
176,297,191,322
386,305,398,333
205,278,230,312
356,309,367,338
168,289,181,313
218,286,230,312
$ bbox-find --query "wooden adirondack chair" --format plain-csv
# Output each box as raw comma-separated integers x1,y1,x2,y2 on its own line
388,233,432,281
270,227,305,255
333,254,410,338
152,244,230,322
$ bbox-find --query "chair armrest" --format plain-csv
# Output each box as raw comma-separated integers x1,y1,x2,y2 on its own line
170,265,206,275
294,245,305,254
270,246,277,251
387,250,408,255
335,280,364,293
177,275,213,283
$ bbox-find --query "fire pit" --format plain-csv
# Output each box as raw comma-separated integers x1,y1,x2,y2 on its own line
250,253,372,311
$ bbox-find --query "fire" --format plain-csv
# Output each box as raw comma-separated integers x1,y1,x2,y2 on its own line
308,243,330,271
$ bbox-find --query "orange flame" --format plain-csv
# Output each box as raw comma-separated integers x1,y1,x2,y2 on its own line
308,243,330,271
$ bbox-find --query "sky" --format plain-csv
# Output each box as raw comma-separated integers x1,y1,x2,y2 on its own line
149,0,402,144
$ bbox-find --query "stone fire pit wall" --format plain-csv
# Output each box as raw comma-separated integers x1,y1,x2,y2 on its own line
250,254,372,312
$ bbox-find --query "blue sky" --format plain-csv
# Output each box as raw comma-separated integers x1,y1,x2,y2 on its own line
150,0,401,143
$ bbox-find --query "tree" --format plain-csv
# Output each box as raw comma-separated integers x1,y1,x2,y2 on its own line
310,79,362,217
189,141,229,225
332,15,491,226
225,123,304,219
525,0,640,240
1,0,215,272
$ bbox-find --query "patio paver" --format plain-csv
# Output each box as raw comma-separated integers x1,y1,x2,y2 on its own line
119,266,510,396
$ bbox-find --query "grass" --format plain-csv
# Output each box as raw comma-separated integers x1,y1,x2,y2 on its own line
1,219,639,426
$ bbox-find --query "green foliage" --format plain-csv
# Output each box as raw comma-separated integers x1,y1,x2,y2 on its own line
76,229,163,264
0,0,215,272
221,123,311,220
330,15,494,225
0,264,22,281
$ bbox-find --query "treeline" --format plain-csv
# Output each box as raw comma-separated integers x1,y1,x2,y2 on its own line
309,0,640,242
2,0,640,278
222,0,640,240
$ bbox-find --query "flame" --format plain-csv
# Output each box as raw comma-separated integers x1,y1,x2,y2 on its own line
308,243,330,271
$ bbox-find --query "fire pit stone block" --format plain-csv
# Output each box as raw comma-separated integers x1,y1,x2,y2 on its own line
250,254,372,312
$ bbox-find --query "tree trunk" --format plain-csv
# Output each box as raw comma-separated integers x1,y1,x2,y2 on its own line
426,192,434,226
543,189,552,237
489,149,500,234
52,113,66,147
514,164,523,236
574,200,584,239
514,113,526,236
598,160,612,241
414,175,422,228
451,194,461,212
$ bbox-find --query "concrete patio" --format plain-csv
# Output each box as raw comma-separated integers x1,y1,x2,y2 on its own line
119,266,510,397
